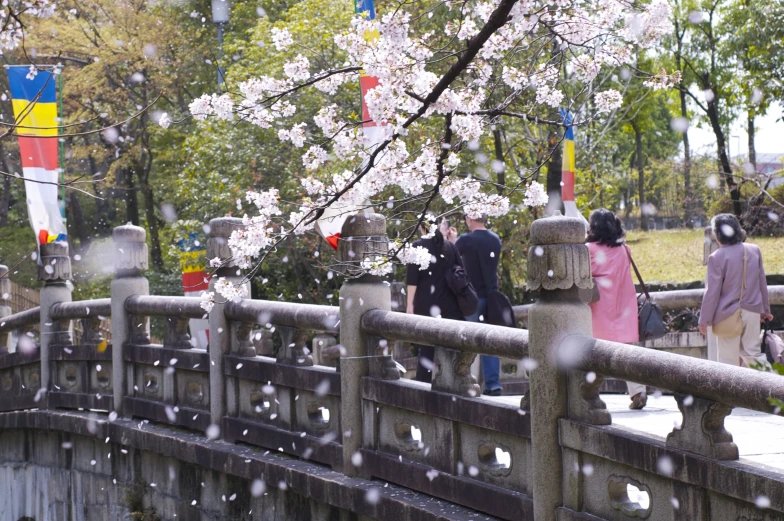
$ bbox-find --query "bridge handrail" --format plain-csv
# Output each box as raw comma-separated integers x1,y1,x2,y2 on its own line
361,309,528,359
125,295,204,319
225,298,339,333
50,298,111,320
0,306,40,333
560,334,784,415
514,284,784,322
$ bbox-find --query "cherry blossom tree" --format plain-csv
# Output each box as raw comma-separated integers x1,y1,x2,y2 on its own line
187,0,678,306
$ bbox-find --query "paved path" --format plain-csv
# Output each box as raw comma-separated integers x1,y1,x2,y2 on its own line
491,393,784,472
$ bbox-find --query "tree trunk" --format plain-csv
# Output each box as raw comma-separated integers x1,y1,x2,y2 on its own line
545,128,563,214
125,168,140,226
139,177,163,269
680,89,693,227
0,173,9,227
68,190,90,253
88,155,110,236
705,92,742,216
0,144,11,227
748,110,756,171
492,127,505,193
632,121,648,231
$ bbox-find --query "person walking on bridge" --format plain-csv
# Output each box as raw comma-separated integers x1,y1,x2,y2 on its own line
586,209,647,410
406,217,465,383
455,213,503,396
698,214,773,367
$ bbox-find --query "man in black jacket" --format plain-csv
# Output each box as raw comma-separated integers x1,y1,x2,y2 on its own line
455,214,502,396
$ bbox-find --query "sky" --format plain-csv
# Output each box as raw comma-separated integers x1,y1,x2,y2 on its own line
688,102,784,160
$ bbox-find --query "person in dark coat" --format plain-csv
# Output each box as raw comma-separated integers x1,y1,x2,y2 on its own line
406,218,464,383
455,214,502,395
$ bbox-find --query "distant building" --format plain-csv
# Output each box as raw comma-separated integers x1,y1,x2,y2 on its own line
736,153,784,187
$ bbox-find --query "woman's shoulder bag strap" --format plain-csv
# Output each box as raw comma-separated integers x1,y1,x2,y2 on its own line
625,244,651,301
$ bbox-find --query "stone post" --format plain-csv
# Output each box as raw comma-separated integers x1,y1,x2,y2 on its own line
0,265,10,354
111,224,149,416
337,211,389,476
207,217,249,429
526,213,593,521
39,242,73,407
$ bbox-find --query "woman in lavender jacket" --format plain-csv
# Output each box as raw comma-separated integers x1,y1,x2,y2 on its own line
698,214,773,366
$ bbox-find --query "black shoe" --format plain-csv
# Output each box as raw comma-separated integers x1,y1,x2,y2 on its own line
482,388,502,396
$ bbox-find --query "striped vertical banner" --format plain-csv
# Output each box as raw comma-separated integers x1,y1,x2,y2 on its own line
560,109,586,223
7,66,67,245
354,0,385,147
315,0,384,250
178,233,209,348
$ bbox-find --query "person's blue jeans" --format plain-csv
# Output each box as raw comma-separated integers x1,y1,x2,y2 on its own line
465,298,500,391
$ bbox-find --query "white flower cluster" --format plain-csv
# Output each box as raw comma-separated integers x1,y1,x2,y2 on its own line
186,0,675,286
188,93,233,121
361,256,394,277
271,27,294,51
227,189,282,270
199,291,215,312
396,244,432,271
0,1,55,54
214,277,248,302
158,112,171,129
278,122,307,148
523,182,549,207
594,90,623,113
644,68,682,91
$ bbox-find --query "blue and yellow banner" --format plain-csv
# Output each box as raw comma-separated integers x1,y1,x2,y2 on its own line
561,109,575,203
7,66,66,245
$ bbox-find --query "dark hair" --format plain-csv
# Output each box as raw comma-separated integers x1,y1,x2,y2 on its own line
711,213,745,245
420,217,449,251
586,208,625,247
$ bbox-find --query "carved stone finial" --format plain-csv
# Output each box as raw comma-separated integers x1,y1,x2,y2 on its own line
38,242,72,282
207,217,244,269
113,224,149,273
666,393,738,460
527,214,591,291
335,211,389,277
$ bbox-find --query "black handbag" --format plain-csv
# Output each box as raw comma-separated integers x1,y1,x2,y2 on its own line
476,244,517,328
626,246,667,341
444,242,479,317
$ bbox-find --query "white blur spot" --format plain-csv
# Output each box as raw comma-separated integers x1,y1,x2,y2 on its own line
670,117,690,133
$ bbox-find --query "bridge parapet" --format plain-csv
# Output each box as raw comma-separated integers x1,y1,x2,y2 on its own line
0,217,783,521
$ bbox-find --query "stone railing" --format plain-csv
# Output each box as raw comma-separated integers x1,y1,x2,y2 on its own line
121,294,209,430
554,335,784,518
221,299,343,468
48,298,112,411
0,214,782,521
360,310,531,519
514,284,784,324
0,306,42,411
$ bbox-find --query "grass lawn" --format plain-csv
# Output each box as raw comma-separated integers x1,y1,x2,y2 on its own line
625,229,784,285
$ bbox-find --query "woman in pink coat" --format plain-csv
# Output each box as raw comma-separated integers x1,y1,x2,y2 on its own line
586,209,647,410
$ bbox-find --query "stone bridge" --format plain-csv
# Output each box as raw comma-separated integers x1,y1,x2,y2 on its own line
0,214,783,521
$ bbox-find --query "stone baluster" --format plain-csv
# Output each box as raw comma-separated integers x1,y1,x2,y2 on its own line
526,213,595,521
0,265,10,354
111,224,149,416
337,210,390,476
39,242,73,407
207,217,250,429
666,393,739,460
